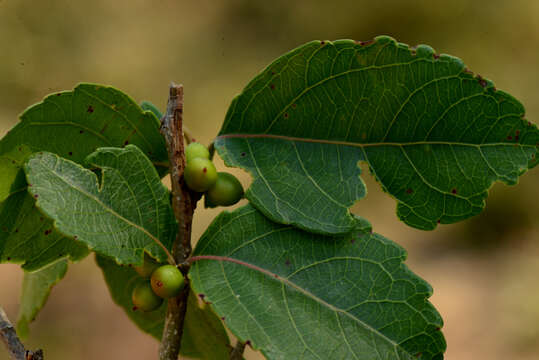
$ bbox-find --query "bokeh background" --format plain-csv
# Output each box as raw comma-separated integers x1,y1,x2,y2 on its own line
1,0,538,359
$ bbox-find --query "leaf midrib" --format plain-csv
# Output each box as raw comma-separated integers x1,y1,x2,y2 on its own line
216,133,534,148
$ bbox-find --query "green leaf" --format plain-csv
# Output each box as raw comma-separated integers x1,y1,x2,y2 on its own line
16,260,68,339
96,255,232,360
25,145,176,265
189,205,445,360
140,100,163,120
216,36,539,233
0,190,89,271
0,83,169,269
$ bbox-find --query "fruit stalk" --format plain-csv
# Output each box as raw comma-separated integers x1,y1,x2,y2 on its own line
158,83,199,360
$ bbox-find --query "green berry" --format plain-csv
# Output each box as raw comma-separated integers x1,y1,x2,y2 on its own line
150,265,185,299
184,157,217,192
185,142,210,163
133,253,160,278
205,172,244,207
132,280,163,312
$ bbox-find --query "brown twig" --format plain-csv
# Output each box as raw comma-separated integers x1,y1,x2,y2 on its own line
0,307,43,360
158,84,200,360
230,340,246,360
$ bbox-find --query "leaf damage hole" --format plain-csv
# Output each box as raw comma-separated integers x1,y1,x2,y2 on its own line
87,105,94,113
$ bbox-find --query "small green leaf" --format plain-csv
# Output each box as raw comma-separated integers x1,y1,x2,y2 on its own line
190,205,445,360
16,260,68,338
25,145,176,265
140,100,163,120
96,255,232,360
216,36,539,234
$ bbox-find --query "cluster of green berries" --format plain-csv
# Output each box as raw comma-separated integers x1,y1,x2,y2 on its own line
183,142,244,207
131,254,185,312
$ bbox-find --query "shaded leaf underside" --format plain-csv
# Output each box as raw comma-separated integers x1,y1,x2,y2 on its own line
216,36,539,234
190,205,445,360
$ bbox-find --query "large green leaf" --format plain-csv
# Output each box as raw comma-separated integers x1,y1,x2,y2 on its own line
0,83,168,269
216,36,539,234
16,260,68,338
96,254,232,360
24,145,176,265
189,205,445,360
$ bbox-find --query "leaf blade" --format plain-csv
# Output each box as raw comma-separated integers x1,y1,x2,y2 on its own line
16,260,68,338
189,205,445,360
216,36,539,233
24,145,175,265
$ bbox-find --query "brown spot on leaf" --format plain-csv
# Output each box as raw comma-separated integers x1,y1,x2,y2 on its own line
270,84,275,90
451,188,457,194
406,188,413,194
284,113,289,118
87,105,94,113
433,53,440,59
360,39,375,46
507,135,512,140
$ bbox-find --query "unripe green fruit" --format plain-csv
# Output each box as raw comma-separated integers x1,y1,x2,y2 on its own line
185,142,210,163
205,172,244,207
132,280,163,312
150,265,185,299
184,158,217,192
133,253,160,278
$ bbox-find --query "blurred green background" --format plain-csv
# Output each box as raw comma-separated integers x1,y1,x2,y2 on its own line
1,0,538,359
